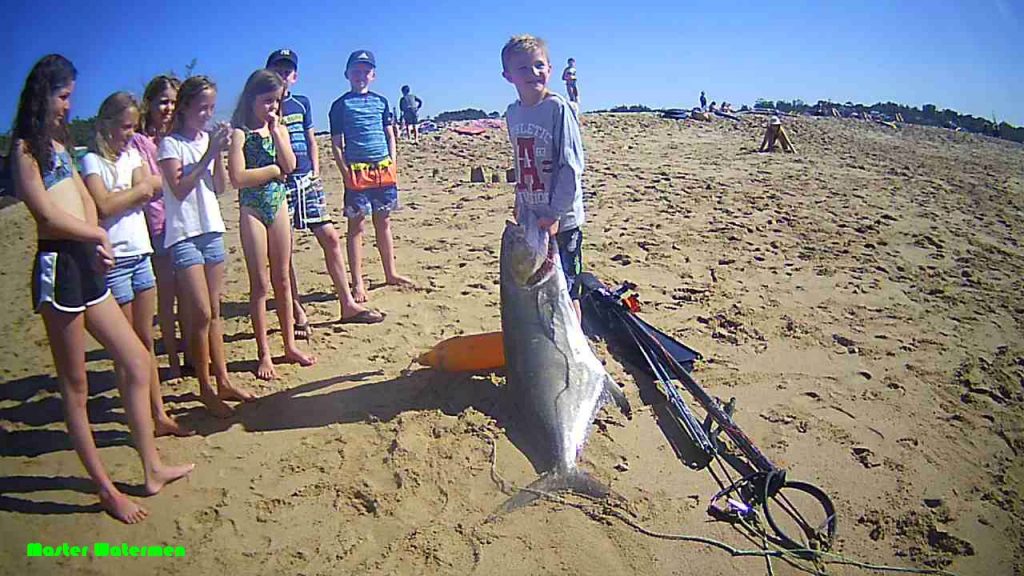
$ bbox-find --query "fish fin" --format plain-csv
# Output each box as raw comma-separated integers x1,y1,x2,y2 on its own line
495,469,614,516
604,376,632,419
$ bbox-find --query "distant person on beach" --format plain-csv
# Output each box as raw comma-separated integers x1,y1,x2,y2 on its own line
700,91,707,111
228,69,316,380
266,49,381,334
399,85,423,143
502,35,587,321
159,75,256,416
82,91,191,437
330,50,414,303
759,116,796,153
11,54,194,524
131,75,189,379
709,101,718,113
562,57,579,105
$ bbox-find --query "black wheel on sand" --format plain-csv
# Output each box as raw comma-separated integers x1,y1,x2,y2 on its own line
763,480,838,556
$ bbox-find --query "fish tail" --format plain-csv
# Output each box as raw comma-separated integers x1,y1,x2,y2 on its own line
604,376,632,418
496,469,615,515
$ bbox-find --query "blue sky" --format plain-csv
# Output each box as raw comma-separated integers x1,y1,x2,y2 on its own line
2,0,1022,131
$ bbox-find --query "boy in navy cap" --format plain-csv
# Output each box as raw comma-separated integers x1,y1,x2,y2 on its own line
266,49,382,330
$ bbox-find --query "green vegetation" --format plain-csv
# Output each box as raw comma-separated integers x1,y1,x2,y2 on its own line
433,108,500,123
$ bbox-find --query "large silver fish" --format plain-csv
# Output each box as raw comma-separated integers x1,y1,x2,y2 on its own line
499,220,631,511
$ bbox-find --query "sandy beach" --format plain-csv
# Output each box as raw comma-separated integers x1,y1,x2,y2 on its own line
1,112,1022,575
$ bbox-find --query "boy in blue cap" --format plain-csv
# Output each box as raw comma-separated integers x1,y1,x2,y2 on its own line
329,50,413,303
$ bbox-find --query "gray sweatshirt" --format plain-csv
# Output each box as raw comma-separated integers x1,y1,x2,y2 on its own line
505,92,585,231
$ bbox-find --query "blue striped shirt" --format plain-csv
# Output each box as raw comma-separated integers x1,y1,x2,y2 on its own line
280,93,314,175
328,91,393,163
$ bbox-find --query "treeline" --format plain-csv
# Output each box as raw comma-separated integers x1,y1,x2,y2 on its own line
754,99,1023,144
1,116,96,153
433,108,500,123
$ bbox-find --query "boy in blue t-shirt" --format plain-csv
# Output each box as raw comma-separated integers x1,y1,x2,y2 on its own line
329,50,413,303
266,49,382,329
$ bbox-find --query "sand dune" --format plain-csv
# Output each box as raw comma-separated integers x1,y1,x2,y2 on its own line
1,113,1022,575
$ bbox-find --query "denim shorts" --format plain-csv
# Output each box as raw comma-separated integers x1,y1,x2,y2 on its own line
170,232,226,271
343,186,399,219
106,254,156,305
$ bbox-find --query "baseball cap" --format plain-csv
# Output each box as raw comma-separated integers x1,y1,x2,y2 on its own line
266,49,298,69
346,50,376,70
769,116,781,125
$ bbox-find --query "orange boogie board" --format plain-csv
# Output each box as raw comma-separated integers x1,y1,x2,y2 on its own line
416,331,505,372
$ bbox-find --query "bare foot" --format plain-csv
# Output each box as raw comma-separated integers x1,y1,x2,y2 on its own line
284,347,317,367
145,462,196,495
154,416,194,438
200,391,233,418
385,274,415,289
218,384,257,403
99,488,148,524
340,300,370,319
255,355,278,381
352,282,368,303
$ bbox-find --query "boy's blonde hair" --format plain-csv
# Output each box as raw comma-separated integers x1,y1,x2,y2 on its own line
501,35,549,71
92,91,139,161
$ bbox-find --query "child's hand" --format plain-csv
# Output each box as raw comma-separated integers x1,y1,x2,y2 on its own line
95,236,115,273
537,217,559,236
139,181,156,203
210,123,231,152
268,110,279,131
147,174,163,195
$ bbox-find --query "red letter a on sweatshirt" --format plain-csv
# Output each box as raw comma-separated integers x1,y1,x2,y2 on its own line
516,138,544,192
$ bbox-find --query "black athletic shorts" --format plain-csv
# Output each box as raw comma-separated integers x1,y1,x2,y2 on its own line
556,227,583,300
32,239,111,313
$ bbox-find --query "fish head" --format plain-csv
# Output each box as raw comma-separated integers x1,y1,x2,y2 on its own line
501,220,557,288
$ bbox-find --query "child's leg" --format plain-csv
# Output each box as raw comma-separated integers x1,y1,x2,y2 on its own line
287,233,309,334
205,259,254,401
286,182,310,333
372,212,413,287
133,287,190,436
152,252,182,378
83,297,195,495
240,208,276,380
268,204,315,366
313,223,372,319
347,214,368,302
176,265,232,417
41,306,148,524
204,258,253,401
